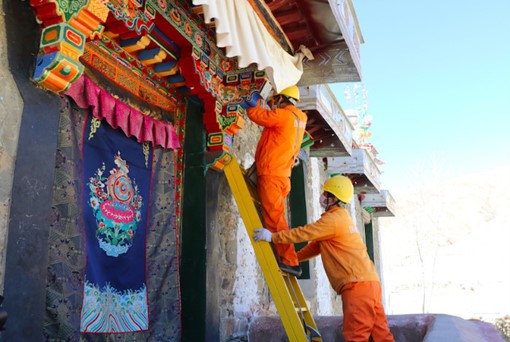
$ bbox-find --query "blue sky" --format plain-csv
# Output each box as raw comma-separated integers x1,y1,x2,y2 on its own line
330,0,510,193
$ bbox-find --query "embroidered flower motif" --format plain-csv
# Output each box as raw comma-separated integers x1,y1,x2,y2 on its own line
90,197,100,210
87,152,143,257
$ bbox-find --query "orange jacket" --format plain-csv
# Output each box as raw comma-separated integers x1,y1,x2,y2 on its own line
247,103,307,178
272,206,379,293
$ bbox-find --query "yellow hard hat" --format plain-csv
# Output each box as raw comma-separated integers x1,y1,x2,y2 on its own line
322,175,354,204
273,85,300,102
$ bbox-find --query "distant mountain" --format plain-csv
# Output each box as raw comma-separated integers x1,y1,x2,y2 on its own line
378,165,510,320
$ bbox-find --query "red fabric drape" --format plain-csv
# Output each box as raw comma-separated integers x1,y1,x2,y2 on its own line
64,75,180,150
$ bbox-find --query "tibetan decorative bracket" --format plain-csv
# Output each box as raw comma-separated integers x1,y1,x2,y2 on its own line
206,103,246,171
190,46,271,171
30,0,109,93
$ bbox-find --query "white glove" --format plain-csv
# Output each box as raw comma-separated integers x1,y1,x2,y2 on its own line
253,228,272,242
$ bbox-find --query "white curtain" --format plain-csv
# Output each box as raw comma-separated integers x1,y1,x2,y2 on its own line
193,0,308,93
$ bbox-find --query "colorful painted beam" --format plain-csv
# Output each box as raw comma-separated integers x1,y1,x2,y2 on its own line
30,0,109,93
154,61,179,77
138,47,167,65
120,36,151,53
206,101,246,171
166,74,185,88
81,41,177,112
39,23,85,57
34,23,86,92
29,0,276,169
33,51,84,93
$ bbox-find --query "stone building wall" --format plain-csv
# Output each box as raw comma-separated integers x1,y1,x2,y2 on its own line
214,117,268,340
0,0,23,293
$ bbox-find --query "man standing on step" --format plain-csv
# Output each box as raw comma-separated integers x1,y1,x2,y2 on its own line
253,175,394,342
242,85,307,277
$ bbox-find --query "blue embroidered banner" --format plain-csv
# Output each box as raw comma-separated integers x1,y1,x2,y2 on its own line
81,115,152,333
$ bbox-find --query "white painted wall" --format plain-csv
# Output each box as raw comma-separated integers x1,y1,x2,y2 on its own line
303,157,344,315
233,216,264,315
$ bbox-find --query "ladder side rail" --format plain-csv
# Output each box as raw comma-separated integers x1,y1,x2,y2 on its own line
224,157,309,342
286,275,322,341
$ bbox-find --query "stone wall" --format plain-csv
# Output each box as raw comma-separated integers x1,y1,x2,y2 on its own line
214,117,268,340
0,0,23,293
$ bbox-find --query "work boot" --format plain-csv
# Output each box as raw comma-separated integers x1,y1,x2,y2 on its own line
278,263,302,277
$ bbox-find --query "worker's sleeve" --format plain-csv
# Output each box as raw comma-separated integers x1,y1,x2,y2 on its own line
247,105,282,127
297,241,320,262
272,213,338,244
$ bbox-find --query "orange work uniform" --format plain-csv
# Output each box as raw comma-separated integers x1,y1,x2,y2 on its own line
272,206,394,342
247,102,307,266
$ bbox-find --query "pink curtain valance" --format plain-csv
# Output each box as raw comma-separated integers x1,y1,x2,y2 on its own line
64,75,180,150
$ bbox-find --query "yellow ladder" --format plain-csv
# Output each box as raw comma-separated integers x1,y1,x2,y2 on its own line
224,156,322,342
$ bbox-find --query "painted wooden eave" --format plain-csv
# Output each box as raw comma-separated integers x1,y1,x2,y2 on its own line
326,148,382,194
298,84,354,157
362,190,396,217
265,0,364,84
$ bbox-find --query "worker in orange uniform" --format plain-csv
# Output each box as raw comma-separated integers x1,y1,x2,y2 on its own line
242,85,307,277
253,175,394,342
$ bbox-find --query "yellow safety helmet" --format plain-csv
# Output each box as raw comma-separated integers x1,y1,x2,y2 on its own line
272,85,300,102
322,175,354,204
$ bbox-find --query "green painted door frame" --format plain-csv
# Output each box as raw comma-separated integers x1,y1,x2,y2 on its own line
289,161,310,279
180,97,207,341
365,221,375,263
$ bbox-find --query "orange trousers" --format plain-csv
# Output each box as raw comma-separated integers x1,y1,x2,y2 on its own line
257,175,299,266
341,281,394,342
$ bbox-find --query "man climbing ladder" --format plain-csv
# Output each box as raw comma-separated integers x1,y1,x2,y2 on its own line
242,85,308,277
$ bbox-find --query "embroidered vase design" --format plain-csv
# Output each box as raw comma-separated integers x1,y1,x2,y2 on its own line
88,152,143,257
